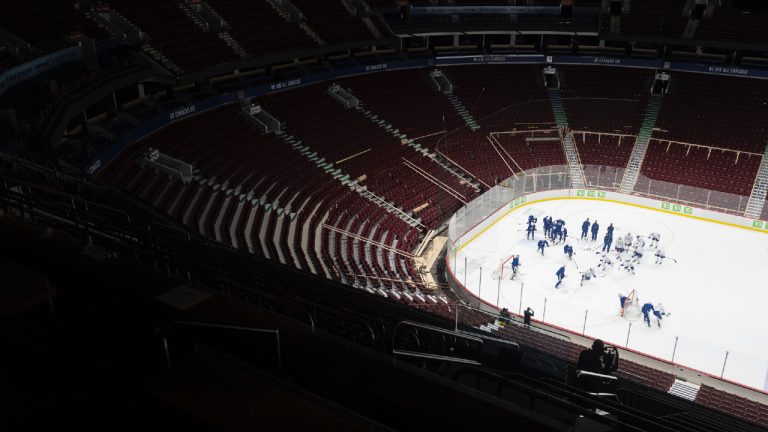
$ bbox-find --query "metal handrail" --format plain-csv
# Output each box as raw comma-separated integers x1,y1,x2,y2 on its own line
576,370,618,381
392,320,483,365
454,329,519,350
160,320,281,374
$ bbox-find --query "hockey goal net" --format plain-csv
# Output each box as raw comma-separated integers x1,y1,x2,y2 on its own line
491,254,516,281
621,289,641,321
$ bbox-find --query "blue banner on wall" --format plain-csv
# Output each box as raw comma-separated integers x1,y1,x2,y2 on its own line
435,55,545,65
552,55,661,69
0,46,84,95
336,58,430,78
666,61,768,79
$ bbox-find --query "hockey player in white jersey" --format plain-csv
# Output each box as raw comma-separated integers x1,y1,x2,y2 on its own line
580,267,597,286
619,259,636,275
597,254,613,271
648,232,661,249
652,303,668,328
654,248,665,265
614,236,626,256
634,235,645,250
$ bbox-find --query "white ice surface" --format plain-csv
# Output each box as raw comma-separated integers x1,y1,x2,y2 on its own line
451,199,768,391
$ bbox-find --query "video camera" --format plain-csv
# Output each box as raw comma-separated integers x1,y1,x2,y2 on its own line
602,345,619,374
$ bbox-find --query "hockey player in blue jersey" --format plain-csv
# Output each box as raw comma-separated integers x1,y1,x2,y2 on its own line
591,220,600,241
581,218,590,239
607,223,614,236
641,303,655,327
543,216,552,237
537,239,550,255
563,244,574,259
528,215,537,225
602,232,613,252
562,227,568,242
526,223,536,240
555,265,566,288
510,255,520,280
551,224,562,244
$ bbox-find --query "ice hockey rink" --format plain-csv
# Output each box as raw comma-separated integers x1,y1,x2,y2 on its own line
450,197,768,391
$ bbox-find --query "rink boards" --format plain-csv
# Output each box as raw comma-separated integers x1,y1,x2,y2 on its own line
448,188,768,392
451,189,767,258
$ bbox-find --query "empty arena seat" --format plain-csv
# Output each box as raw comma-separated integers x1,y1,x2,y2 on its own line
291,0,378,44
653,72,768,154
640,140,761,197
108,0,240,71
559,65,653,135
204,0,317,56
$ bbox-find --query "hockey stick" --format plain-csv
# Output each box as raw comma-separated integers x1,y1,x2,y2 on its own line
664,256,678,263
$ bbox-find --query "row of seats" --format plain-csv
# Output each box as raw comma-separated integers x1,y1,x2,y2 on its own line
108,0,240,71
443,64,552,125
597,0,768,44
204,0,317,56
492,131,567,170
260,83,477,230
617,0,689,37
434,65,557,185
339,69,466,149
640,140,762,197
616,359,677,392
697,3,768,43
0,0,109,56
100,104,444,302
291,0,380,44
559,65,652,135
0,0,392,75
653,71,768,153
105,106,327,258
325,192,422,290
573,133,634,168
696,384,768,427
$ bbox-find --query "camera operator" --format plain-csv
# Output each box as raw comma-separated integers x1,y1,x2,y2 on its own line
577,339,619,374
576,339,619,394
